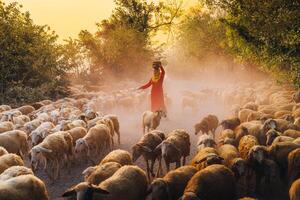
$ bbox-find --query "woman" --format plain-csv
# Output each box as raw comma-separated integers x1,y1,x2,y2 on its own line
138,61,167,113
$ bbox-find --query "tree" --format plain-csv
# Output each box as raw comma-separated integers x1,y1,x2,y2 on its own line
0,1,69,105
203,0,300,86
76,0,182,82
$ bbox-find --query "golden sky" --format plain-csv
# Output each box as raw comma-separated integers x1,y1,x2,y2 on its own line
4,0,197,42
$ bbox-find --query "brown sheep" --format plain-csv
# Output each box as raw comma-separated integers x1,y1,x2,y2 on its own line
63,165,147,200
238,135,259,160
0,121,14,133
155,129,190,171
0,130,28,158
0,174,49,200
288,148,300,185
284,129,300,138
68,127,87,146
132,131,164,180
179,164,236,200
266,129,282,146
194,114,219,138
99,149,132,166
146,166,197,200
17,105,35,115
220,117,241,130
0,153,24,174
290,178,300,200
190,147,222,171
269,141,300,179
83,162,121,185
0,166,33,181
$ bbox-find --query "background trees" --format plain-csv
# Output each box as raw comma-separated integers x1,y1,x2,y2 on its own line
0,1,70,105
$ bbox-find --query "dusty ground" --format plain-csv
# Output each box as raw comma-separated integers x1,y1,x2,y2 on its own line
28,79,233,200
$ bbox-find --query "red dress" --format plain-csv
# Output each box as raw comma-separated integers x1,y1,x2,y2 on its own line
139,66,166,112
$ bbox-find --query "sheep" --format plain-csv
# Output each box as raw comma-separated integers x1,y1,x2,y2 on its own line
62,165,148,200
0,121,14,133
218,144,246,176
0,153,24,174
17,105,35,115
283,129,300,138
23,119,42,134
142,110,166,134
235,121,266,145
104,114,121,144
269,141,300,180
67,119,87,129
31,102,45,110
288,148,300,185
242,102,258,111
238,109,260,123
179,164,236,200
0,166,33,181
196,134,216,150
146,166,197,200
220,118,241,130
30,132,73,181
0,105,11,112
0,146,8,156
155,129,190,171
82,162,121,185
272,135,294,145
266,129,282,145
68,127,87,146
0,174,49,200
290,178,300,200
75,124,112,164
132,131,164,180
263,118,290,133
96,118,115,146
0,130,28,158
29,122,55,146
99,149,132,166
238,135,259,160
190,147,222,171
11,115,30,127
194,114,219,138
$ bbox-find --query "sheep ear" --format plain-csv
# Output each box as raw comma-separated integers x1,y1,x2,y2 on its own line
154,143,162,152
140,145,152,153
37,146,52,153
82,166,96,176
92,186,109,194
62,188,76,197
195,157,207,164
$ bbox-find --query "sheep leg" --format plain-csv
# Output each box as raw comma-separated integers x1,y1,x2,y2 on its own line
164,159,170,172
182,156,186,166
116,130,121,144
150,159,155,177
176,161,180,169
55,158,60,180
45,161,54,182
145,158,151,182
156,156,163,177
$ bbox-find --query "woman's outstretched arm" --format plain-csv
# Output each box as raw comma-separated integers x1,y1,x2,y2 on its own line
138,79,152,90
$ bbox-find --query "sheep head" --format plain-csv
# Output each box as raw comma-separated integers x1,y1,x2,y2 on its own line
266,129,281,146
30,146,52,170
131,143,152,162
62,182,109,200
75,138,88,154
230,158,246,178
194,122,207,135
248,145,268,163
146,179,171,200
197,135,216,149
263,119,277,132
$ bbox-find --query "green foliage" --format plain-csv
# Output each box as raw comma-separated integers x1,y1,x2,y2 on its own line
203,0,300,87
178,5,227,60
0,1,70,105
70,0,182,82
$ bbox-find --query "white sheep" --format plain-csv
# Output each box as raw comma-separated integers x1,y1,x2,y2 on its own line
142,110,166,134
0,130,28,158
63,165,147,200
0,166,33,181
75,124,112,164
0,174,49,200
0,121,14,133
0,153,24,174
29,122,55,146
30,132,73,181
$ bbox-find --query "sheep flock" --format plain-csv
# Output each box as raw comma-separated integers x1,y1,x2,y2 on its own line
1,78,300,200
